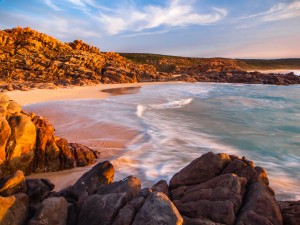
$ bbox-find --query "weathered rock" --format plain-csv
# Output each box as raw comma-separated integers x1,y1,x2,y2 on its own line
69,143,99,167
0,170,26,197
182,216,226,225
236,182,282,225
0,193,28,225
278,201,300,225
5,114,36,175
169,152,231,189
77,193,128,225
0,118,11,169
172,173,246,225
132,191,183,225
112,197,145,225
29,197,68,225
26,178,55,203
59,161,114,200
152,179,169,196
55,138,75,169
32,116,55,173
96,176,141,199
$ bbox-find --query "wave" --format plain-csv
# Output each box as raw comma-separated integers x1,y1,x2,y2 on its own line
136,98,193,118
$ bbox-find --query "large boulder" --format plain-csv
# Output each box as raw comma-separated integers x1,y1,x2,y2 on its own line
28,197,68,225
236,182,282,225
0,170,26,197
96,176,141,199
172,173,246,225
0,193,29,225
26,178,55,203
55,138,75,169
77,193,128,225
169,152,231,189
58,161,114,201
69,143,99,167
0,118,10,168
279,201,300,225
5,114,36,175
132,192,183,225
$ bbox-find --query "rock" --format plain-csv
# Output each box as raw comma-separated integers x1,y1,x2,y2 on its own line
112,197,145,225
169,152,231,189
5,114,36,175
0,170,26,197
69,143,99,167
172,173,246,225
77,193,128,225
278,201,300,225
0,118,10,168
55,138,75,169
236,182,282,225
0,193,28,225
32,116,55,173
26,178,55,203
182,216,226,225
67,203,77,225
59,161,114,200
152,179,169,196
96,176,141,199
132,192,183,225
29,197,68,225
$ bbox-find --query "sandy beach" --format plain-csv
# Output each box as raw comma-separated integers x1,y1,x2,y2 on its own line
6,81,182,190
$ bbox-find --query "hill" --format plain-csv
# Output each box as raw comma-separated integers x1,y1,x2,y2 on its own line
0,27,300,90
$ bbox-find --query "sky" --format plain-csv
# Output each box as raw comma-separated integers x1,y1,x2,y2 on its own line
0,0,300,58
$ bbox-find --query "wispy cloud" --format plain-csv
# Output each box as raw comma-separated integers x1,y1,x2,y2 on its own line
95,0,227,35
244,1,300,21
44,0,61,11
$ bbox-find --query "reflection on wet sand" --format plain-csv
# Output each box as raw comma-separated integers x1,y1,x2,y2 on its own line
101,86,141,96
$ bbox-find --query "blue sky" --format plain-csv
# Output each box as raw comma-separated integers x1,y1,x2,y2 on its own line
0,0,300,58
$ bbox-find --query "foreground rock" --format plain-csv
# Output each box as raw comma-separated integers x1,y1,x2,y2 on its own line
0,152,299,225
0,93,99,176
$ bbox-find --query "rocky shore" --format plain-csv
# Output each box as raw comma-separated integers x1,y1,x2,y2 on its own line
1,152,299,225
1,27,300,93
0,93,99,176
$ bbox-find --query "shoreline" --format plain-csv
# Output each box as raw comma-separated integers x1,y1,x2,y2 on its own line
6,81,184,106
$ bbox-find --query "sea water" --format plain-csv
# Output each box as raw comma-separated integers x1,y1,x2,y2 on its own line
26,83,300,200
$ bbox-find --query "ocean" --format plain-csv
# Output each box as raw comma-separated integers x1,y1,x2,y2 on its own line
25,82,300,201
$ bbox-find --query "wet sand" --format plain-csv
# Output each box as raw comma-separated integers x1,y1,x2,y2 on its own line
9,82,182,190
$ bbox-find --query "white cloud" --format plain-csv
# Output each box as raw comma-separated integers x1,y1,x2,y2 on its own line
44,0,61,11
244,1,300,21
96,0,227,35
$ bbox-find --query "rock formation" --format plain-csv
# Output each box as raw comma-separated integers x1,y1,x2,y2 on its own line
1,152,299,225
0,93,99,176
1,27,300,91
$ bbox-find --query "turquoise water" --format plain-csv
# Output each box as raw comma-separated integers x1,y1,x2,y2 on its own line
26,83,300,200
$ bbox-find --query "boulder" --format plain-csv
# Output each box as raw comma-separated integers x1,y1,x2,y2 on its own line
69,143,99,167
169,152,231,189
132,191,183,225
96,176,141,199
236,182,282,225
0,170,26,197
59,161,114,201
112,197,145,225
77,193,128,225
278,201,300,225
0,193,28,225
0,118,10,167
55,138,75,169
152,179,169,196
26,178,55,203
28,197,68,225
172,173,246,225
5,114,36,175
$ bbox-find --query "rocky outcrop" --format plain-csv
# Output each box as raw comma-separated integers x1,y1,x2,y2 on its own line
0,170,26,197
0,152,298,225
0,27,157,91
0,93,99,176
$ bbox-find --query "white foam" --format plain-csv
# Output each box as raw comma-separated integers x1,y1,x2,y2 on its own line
136,104,146,118
150,98,193,109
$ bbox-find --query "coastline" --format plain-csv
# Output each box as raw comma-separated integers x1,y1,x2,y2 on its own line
6,81,184,105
